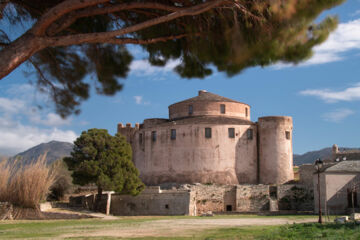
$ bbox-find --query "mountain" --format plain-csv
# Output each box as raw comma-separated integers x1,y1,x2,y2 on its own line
12,141,74,165
294,147,360,166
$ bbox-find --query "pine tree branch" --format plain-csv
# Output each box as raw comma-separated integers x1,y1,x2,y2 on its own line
47,2,181,36
31,0,110,36
104,33,200,45
49,0,228,47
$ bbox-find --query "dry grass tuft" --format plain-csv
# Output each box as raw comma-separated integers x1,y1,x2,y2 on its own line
0,154,55,209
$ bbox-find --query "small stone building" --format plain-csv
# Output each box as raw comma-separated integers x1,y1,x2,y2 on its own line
314,160,360,215
118,90,294,186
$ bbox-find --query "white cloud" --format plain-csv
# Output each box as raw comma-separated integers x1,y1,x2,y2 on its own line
0,84,78,155
130,59,180,76
134,96,143,104
300,83,360,103
350,10,360,17
133,95,150,105
274,18,360,68
29,112,72,127
0,117,77,155
322,109,355,123
0,97,26,114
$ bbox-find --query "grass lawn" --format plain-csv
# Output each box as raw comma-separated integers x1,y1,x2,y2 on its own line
0,215,356,239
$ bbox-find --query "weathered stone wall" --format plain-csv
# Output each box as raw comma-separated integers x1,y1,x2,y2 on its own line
188,184,228,215
130,123,257,185
68,183,314,216
299,164,315,189
110,189,191,216
258,116,293,184
277,185,313,211
236,185,269,212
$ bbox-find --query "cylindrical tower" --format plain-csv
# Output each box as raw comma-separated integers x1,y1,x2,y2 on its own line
258,116,293,184
168,90,251,120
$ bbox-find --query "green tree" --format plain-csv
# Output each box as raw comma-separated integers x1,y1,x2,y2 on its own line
0,0,345,117
64,128,144,209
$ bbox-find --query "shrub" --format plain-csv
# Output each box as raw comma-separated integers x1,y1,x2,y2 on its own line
48,159,73,201
0,155,55,209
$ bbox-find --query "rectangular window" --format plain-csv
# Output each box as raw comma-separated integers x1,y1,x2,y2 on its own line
245,107,248,117
247,129,253,140
189,105,193,115
285,131,290,140
151,131,157,142
139,133,143,145
228,128,235,138
220,104,226,114
205,128,212,138
171,129,176,140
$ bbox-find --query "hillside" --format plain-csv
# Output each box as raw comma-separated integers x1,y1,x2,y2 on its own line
12,141,74,165
294,147,360,165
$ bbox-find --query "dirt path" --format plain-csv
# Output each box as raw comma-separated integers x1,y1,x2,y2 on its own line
61,217,317,239
44,207,118,220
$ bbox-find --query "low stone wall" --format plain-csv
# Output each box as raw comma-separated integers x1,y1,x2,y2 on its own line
111,189,191,216
68,183,314,216
277,184,313,211
236,185,269,212
187,184,229,215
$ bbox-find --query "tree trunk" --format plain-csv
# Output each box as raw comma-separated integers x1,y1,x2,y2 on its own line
0,32,47,79
95,187,103,212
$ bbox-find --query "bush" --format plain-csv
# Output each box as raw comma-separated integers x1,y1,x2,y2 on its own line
0,155,55,209
48,159,73,201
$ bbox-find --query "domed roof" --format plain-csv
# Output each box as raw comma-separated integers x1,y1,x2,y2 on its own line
169,90,246,106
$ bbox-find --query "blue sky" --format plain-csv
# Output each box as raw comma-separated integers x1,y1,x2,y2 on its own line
1,1,360,155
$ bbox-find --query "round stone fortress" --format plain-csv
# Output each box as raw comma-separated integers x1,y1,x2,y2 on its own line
118,91,293,185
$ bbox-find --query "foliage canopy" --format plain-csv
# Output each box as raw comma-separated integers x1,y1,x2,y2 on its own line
0,0,345,116
64,128,144,195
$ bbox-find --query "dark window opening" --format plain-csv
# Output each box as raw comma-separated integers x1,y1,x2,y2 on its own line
347,189,358,208
205,128,212,138
245,107,248,117
220,104,226,114
189,105,193,115
228,128,235,138
151,131,157,142
165,204,169,209
139,133,143,145
226,205,232,211
269,186,277,198
171,129,176,140
286,131,291,140
247,129,253,140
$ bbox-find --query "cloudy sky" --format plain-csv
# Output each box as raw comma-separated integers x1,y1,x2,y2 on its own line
1,1,360,155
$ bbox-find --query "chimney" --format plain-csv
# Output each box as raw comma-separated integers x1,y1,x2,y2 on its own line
198,90,207,96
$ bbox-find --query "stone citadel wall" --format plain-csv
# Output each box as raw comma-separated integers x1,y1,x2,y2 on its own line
119,122,258,185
